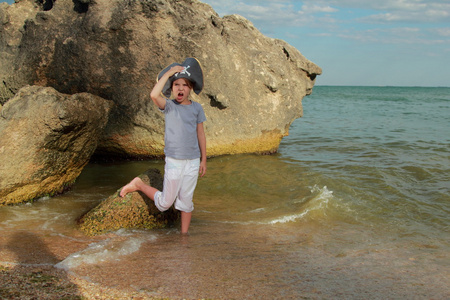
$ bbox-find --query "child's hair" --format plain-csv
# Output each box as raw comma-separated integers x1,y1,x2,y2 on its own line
171,78,194,90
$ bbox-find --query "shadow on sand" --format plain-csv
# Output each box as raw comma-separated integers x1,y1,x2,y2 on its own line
0,231,82,299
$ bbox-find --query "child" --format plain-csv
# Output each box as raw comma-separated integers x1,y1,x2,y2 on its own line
120,58,207,234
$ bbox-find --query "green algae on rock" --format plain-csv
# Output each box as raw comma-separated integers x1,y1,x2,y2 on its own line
78,169,179,236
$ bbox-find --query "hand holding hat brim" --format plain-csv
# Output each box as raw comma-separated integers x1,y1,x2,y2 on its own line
157,58,204,98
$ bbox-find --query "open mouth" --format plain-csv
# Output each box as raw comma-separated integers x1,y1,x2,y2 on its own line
177,92,184,100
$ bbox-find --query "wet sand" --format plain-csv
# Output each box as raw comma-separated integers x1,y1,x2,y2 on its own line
1,222,449,299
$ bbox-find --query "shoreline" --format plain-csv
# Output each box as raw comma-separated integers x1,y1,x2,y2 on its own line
1,224,449,300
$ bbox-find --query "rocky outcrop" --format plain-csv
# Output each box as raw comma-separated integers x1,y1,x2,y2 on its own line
0,0,41,103
78,168,179,236
0,0,321,159
0,85,113,205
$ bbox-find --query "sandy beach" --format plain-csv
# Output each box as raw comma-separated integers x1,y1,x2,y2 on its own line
1,221,449,300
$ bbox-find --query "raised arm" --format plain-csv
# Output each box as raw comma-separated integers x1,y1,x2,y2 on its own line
150,65,185,109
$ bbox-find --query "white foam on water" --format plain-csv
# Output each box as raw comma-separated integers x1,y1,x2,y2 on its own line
249,207,267,213
0,204,53,228
309,185,334,208
55,231,156,270
268,185,334,225
267,211,309,224
207,186,337,226
41,213,72,230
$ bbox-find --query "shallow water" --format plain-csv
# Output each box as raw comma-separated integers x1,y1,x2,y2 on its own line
1,86,449,298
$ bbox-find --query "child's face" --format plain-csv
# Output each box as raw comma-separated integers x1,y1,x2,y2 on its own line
172,78,192,104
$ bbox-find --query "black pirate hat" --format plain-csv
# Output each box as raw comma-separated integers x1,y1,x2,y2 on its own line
157,57,204,98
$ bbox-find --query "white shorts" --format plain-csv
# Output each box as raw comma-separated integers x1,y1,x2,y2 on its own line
154,157,200,213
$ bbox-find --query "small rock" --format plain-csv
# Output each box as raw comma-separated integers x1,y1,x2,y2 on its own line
78,168,179,236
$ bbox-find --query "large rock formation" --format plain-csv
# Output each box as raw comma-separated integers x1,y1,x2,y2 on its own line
0,0,321,159
0,85,113,205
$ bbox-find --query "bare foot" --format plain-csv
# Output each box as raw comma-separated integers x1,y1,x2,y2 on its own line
119,177,144,197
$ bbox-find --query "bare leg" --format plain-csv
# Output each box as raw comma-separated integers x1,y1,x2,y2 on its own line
120,177,159,200
181,211,192,234
122,178,192,234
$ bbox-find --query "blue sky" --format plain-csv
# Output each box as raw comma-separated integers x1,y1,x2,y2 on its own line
2,0,449,86
202,0,450,87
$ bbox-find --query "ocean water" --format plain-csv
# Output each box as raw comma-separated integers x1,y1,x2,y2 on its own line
1,86,449,298
280,86,450,238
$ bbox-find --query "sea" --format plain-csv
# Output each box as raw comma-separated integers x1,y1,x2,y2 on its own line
1,86,449,299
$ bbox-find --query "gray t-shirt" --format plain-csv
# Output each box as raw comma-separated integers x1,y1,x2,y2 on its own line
161,99,206,159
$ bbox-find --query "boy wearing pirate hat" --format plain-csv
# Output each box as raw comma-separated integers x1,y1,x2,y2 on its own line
120,58,206,234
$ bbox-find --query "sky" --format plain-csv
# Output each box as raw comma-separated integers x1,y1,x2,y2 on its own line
2,0,449,86
200,0,450,87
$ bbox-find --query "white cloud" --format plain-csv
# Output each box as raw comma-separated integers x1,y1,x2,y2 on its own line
317,0,450,23
338,27,449,45
202,0,341,29
205,0,449,26
201,0,450,45
433,27,450,37
360,8,450,23
301,3,338,14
